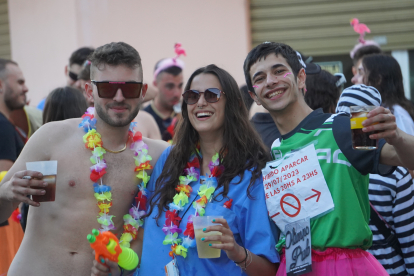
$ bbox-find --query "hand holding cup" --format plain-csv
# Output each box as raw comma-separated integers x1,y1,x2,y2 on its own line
0,170,47,207
362,106,399,144
195,216,246,262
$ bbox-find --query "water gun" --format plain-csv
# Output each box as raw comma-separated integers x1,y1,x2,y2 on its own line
0,171,7,181
87,229,139,271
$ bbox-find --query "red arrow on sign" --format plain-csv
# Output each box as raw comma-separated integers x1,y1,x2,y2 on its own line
305,189,321,202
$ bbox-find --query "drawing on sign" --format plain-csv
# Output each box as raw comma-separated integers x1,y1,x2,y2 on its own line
281,193,301,218
271,212,280,218
304,189,321,202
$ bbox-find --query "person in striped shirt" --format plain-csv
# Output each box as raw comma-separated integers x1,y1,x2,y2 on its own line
336,80,414,275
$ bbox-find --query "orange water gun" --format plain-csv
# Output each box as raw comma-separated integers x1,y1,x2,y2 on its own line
87,229,138,271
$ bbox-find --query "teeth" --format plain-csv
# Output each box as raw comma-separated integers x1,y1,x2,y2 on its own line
267,90,283,98
197,112,213,118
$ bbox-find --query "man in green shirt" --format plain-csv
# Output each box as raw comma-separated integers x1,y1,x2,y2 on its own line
243,42,414,276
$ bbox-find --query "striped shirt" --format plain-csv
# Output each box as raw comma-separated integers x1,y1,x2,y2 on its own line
336,86,414,275
368,167,414,276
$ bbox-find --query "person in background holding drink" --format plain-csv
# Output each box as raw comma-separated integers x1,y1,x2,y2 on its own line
139,64,279,276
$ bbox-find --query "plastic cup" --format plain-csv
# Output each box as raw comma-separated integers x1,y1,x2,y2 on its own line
350,106,378,150
26,161,57,202
193,216,223,258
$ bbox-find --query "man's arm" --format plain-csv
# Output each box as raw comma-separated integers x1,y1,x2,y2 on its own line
0,159,13,172
362,106,414,169
0,122,60,223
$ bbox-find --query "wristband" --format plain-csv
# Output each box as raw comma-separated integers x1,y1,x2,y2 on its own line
233,246,248,264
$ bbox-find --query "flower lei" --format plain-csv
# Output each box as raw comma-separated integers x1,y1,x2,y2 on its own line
79,107,152,248
162,150,224,258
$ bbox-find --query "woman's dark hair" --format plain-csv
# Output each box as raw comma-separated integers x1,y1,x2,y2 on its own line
363,54,414,121
304,70,340,113
147,64,270,223
43,86,88,124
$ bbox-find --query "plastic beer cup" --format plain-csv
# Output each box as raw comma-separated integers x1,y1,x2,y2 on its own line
350,106,378,150
193,216,223,258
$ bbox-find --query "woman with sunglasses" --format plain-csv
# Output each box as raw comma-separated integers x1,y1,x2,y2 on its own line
137,65,279,276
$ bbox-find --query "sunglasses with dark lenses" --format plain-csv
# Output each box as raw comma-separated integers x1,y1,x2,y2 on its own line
182,88,225,105
91,81,143,99
68,71,78,81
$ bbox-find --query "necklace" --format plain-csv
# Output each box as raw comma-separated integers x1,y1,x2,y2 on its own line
79,107,152,248
102,143,127,154
161,149,224,259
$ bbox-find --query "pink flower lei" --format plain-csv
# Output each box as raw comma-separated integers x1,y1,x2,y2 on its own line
162,150,224,259
79,107,152,248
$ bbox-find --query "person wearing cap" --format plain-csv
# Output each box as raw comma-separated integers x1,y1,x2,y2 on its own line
243,42,414,275
144,58,184,141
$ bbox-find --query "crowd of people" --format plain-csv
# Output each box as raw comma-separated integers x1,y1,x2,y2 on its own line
0,38,413,276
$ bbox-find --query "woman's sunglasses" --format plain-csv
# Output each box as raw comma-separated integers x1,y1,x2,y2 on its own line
91,81,143,99
182,88,225,105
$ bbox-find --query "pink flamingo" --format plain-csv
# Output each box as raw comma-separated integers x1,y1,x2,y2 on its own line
350,18,371,44
174,43,186,61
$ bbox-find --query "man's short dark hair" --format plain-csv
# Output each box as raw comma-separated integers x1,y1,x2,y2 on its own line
0,59,18,80
304,70,340,113
243,42,302,93
69,47,95,66
78,63,91,81
89,42,142,78
352,45,382,65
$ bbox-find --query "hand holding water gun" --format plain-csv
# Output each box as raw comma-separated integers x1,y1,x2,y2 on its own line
87,229,139,271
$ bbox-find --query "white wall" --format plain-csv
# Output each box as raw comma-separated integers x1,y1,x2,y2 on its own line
8,0,251,106
392,50,411,100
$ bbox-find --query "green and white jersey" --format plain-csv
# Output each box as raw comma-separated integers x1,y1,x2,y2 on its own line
271,109,393,250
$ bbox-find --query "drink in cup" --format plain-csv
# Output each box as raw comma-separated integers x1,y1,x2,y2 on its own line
26,161,57,202
350,106,378,150
193,216,223,258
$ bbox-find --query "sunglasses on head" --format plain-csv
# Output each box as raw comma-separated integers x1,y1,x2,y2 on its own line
91,81,143,99
68,71,78,81
182,88,225,105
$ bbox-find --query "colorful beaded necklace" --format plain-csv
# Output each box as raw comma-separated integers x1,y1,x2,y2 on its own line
162,149,224,258
79,107,152,248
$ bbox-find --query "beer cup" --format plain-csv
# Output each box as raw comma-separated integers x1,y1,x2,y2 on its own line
26,161,57,202
350,106,378,150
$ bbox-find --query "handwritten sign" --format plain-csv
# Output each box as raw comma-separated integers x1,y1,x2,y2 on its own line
285,217,312,276
262,144,334,232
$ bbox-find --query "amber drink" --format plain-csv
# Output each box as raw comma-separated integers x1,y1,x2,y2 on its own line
32,175,56,202
26,161,57,202
350,106,378,150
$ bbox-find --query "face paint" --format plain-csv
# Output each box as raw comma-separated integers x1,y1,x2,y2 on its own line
283,72,292,78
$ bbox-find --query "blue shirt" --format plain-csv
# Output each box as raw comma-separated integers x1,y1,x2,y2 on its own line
139,147,279,276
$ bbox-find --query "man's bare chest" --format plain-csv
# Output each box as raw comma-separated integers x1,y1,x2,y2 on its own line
49,139,142,202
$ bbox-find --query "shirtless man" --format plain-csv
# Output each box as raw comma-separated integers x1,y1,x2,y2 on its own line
0,42,168,276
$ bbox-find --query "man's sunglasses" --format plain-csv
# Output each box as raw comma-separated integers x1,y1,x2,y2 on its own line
91,81,143,99
182,88,225,105
68,71,78,81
